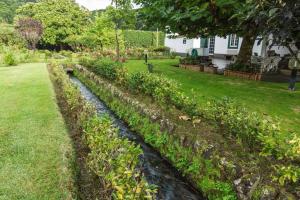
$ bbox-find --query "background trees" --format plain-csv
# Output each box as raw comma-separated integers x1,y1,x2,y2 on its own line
16,0,90,50
16,17,42,50
0,0,36,23
105,0,136,60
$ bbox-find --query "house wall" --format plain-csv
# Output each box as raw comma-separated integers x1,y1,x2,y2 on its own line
165,35,295,69
212,58,232,70
252,39,264,56
165,37,194,54
193,38,201,48
213,36,242,55
269,46,291,57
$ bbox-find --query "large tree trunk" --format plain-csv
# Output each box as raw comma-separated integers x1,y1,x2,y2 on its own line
236,34,257,66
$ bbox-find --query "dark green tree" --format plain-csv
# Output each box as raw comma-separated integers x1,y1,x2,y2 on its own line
16,0,90,49
243,0,300,59
0,0,36,23
105,0,136,60
134,0,261,66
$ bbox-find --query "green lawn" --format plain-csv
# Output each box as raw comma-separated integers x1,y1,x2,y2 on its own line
125,59,300,135
0,63,75,199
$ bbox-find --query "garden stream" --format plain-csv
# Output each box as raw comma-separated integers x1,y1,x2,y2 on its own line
70,76,205,200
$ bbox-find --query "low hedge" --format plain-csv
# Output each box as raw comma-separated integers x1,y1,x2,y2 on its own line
74,67,236,199
77,57,300,187
49,63,156,200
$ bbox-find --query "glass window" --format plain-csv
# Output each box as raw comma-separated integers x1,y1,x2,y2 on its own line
183,38,187,44
228,34,239,49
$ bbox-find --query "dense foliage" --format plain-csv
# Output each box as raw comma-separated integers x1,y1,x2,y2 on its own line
16,0,90,49
105,0,136,59
49,63,156,199
78,57,300,187
74,66,237,199
134,0,299,65
0,0,36,23
0,23,24,46
123,30,165,48
244,0,300,58
0,45,45,66
80,57,125,81
16,17,43,49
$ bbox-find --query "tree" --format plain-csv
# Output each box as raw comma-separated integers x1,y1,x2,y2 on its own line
244,0,300,59
65,13,116,51
16,17,42,50
16,0,90,49
135,0,261,66
105,0,136,60
0,0,36,23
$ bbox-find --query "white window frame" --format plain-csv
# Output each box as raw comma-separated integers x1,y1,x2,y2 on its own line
228,34,239,49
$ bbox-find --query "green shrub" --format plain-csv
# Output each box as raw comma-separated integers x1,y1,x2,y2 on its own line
150,46,170,53
44,50,53,59
79,58,300,164
80,58,125,81
3,51,17,66
74,69,237,199
226,63,261,73
49,63,156,199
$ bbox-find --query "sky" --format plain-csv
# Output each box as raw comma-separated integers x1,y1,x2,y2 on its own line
75,0,111,11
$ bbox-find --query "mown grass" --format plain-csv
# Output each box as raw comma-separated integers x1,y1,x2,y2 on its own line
124,59,300,135
0,63,75,199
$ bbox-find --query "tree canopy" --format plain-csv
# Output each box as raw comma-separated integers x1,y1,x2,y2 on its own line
105,0,136,59
135,0,299,63
0,0,36,23
244,0,300,55
16,0,90,49
16,17,43,49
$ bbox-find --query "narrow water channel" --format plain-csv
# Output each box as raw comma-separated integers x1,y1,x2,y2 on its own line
70,76,205,200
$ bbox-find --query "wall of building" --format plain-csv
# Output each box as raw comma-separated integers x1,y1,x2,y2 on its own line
269,46,291,57
165,37,194,54
213,36,243,55
212,57,232,70
252,39,264,56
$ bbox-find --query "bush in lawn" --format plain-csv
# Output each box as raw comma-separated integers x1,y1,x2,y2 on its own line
3,51,17,66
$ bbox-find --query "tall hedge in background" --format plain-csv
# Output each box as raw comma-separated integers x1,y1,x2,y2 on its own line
123,30,165,48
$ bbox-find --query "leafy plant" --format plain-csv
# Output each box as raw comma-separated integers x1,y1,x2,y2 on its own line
49,63,156,199
123,30,165,48
73,67,237,199
3,51,17,66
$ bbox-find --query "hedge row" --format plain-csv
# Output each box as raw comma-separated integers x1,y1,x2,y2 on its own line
74,66,236,199
123,30,165,48
78,57,300,186
49,63,156,200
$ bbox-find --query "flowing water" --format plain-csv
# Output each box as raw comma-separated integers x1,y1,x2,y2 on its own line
70,76,205,200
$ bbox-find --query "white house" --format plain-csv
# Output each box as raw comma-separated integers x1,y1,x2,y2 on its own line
165,35,291,69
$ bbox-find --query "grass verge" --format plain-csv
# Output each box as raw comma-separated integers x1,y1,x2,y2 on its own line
124,59,300,135
0,63,75,199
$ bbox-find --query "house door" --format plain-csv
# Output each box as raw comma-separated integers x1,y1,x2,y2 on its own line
200,38,208,48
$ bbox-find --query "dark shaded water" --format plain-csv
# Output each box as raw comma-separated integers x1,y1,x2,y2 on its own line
70,76,205,200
